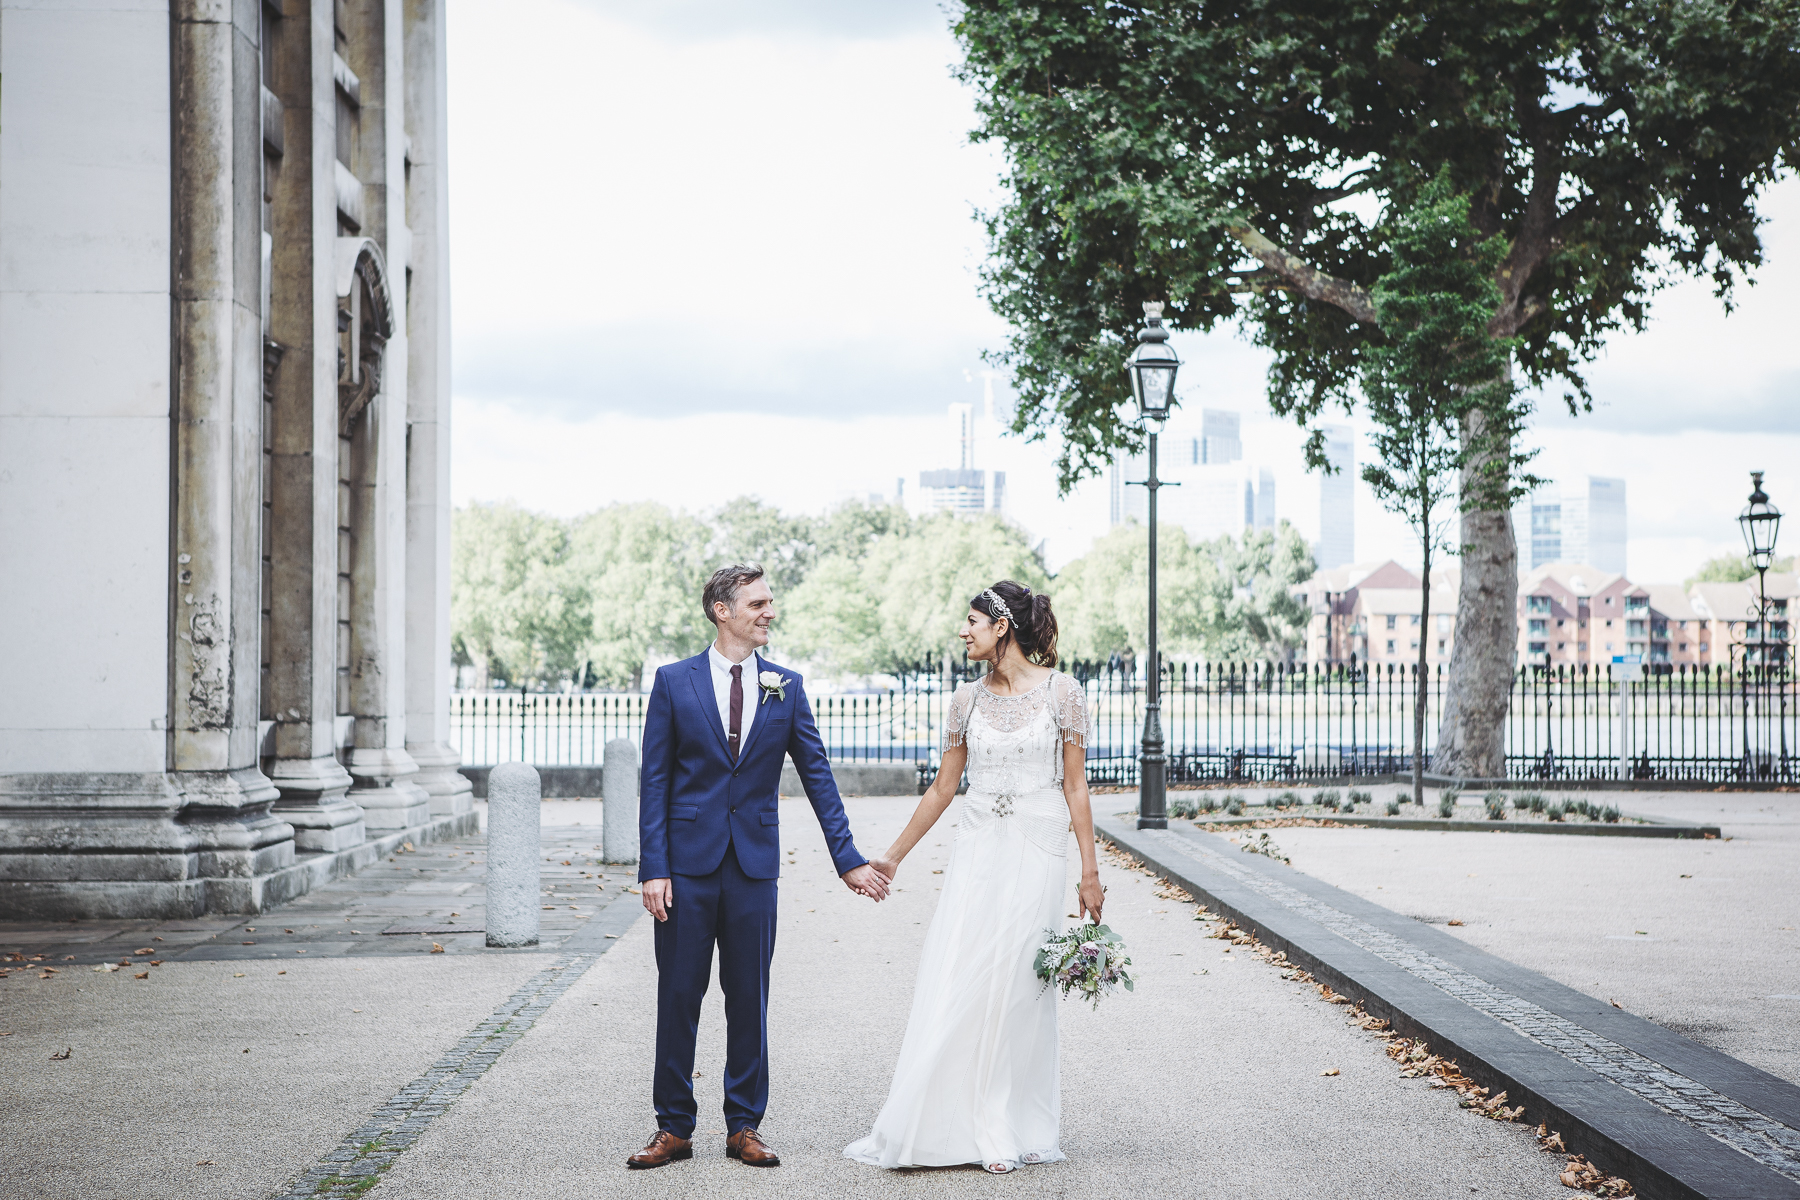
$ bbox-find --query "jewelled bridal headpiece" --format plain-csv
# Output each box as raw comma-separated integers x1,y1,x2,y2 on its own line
982,588,1013,624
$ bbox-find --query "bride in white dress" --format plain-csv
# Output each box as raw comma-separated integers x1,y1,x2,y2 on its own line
846,581,1103,1175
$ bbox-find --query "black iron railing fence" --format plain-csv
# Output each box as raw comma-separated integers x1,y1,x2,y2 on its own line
449,660,1796,785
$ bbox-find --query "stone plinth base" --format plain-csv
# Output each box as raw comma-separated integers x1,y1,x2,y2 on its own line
0,770,479,919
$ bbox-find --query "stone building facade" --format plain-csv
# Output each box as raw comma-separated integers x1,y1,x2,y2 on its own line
0,0,472,918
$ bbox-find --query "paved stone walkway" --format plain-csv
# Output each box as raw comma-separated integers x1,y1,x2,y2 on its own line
2,798,1583,1199
1139,824,1800,1183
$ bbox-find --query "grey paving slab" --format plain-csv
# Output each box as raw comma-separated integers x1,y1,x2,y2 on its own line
369,798,1573,1200
1100,810,1800,1200
0,947,553,1200
1257,790,1800,1089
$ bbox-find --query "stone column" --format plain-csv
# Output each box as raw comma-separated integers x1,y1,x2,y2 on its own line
335,0,429,833
168,0,295,906
264,0,361,852
401,0,474,820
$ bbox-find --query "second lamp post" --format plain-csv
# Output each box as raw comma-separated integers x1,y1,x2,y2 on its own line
1125,302,1181,830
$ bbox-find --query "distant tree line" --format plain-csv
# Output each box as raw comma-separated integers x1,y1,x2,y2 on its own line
451,497,1315,691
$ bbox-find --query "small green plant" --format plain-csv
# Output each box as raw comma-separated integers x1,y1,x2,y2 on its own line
1483,791,1507,820
1317,789,1342,810
1168,796,1198,820
1242,831,1289,864
1513,791,1536,811
1545,800,1566,822
1572,798,1595,820
1198,794,1220,814
1529,793,1547,814
1384,798,1402,816
1276,790,1302,808
1225,796,1247,816
1348,788,1373,806
1602,803,1622,823
1436,791,1458,819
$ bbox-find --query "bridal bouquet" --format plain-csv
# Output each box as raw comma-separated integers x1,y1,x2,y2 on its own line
1034,923,1133,1010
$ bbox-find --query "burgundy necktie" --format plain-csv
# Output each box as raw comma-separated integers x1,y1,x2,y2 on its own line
728,664,744,760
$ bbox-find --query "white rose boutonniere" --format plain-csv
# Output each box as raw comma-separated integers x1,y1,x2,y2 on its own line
757,671,788,706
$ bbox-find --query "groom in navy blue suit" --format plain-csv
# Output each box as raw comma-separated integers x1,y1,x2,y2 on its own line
628,563,889,1170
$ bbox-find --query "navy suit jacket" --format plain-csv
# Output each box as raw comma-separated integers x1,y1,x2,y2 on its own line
637,651,867,883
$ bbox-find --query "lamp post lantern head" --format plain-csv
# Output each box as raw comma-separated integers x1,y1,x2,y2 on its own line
1739,471,1782,572
1126,301,1180,425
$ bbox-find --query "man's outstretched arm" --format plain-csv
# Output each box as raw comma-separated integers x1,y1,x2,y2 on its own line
786,680,887,902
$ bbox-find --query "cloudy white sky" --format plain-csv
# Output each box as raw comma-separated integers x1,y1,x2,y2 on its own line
445,0,1800,581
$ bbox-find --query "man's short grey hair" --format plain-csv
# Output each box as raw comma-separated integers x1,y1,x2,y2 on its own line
702,563,767,626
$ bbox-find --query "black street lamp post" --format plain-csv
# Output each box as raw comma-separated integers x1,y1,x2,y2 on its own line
1125,302,1181,830
1736,472,1786,776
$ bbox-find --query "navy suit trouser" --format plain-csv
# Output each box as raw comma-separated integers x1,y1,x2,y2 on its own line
652,841,778,1139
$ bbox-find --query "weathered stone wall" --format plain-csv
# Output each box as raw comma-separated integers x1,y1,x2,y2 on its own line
0,0,471,919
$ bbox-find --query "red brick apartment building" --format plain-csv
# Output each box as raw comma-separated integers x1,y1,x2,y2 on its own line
1297,564,1796,669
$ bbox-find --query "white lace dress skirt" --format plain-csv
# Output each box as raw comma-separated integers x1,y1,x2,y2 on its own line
844,780,1070,1169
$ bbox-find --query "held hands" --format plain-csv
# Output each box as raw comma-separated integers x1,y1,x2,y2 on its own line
842,863,890,903
1077,873,1105,925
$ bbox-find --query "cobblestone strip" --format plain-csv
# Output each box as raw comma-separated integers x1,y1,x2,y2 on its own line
271,952,600,1199
1145,828,1800,1182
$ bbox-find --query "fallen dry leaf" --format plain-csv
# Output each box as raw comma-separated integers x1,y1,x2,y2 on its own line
1320,1067,1340,1076
542,905,556,911
233,973,245,978
134,971,148,980
430,942,445,954
196,1160,215,1166
93,964,119,973
50,1047,71,1060
402,842,414,852
133,947,153,955
1610,998,1623,1009
278,970,286,975
1447,919,1465,926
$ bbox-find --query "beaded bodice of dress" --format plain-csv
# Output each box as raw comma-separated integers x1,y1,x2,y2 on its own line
944,672,1092,798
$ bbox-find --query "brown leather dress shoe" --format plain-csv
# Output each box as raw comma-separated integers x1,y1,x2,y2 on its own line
726,1127,781,1167
626,1130,693,1169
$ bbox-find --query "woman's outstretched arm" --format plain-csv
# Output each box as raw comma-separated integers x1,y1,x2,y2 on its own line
869,743,967,879
1063,739,1104,922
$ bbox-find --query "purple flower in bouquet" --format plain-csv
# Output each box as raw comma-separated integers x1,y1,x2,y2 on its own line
1032,923,1135,1011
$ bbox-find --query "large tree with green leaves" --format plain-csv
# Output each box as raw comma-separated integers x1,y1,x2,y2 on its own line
566,502,713,690
956,0,1800,774
1358,174,1535,801
451,502,590,688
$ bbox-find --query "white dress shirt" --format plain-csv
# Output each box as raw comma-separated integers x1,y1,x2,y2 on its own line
707,642,758,754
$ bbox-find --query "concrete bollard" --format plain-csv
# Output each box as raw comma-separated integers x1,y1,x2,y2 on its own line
486,762,541,947
602,738,640,864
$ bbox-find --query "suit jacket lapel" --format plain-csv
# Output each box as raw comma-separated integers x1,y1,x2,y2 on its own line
736,654,779,762
686,655,731,759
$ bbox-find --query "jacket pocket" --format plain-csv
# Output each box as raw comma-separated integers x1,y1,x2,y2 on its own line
670,805,699,821
759,811,780,826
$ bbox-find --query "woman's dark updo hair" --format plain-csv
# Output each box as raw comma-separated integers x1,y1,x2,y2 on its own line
970,580,1058,668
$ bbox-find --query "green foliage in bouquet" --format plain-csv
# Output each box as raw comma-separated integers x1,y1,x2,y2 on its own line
1034,923,1134,1011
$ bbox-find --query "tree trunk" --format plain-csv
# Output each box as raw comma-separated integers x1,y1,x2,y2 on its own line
1431,408,1517,778
1413,541,1432,806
